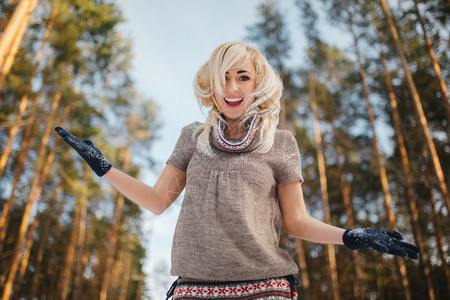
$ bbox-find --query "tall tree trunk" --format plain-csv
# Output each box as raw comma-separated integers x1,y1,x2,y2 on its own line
0,7,57,176
0,82,44,256
71,217,92,300
412,0,449,128
14,135,59,297
0,0,17,32
57,157,89,300
70,168,90,299
136,273,144,300
295,240,311,300
57,203,79,300
332,128,363,299
380,0,450,212
117,246,131,300
0,0,34,65
0,0,37,89
308,71,340,300
350,18,412,297
421,150,450,295
359,55,413,300
14,211,40,299
377,257,386,300
1,88,62,300
47,197,65,300
375,21,437,300
29,185,63,299
99,145,131,300
0,2,31,89
110,241,126,295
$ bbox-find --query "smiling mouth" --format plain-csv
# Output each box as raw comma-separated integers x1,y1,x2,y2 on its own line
224,97,243,107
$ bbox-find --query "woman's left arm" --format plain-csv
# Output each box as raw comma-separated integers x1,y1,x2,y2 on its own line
277,180,345,245
278,180,420,259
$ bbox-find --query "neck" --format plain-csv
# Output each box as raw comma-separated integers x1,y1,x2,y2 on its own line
224,118,246,140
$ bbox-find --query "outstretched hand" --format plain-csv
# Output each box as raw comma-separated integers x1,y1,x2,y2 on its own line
343,228,420,260
55,127,112,177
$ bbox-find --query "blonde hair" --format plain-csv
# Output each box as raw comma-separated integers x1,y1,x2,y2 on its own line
193,42,282,155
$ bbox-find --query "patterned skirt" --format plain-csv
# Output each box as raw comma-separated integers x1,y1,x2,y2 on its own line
166,276,298,300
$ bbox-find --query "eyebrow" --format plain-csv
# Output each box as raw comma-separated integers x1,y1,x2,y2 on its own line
225,70,252,74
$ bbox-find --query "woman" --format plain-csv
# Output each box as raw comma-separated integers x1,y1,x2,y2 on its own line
55,42,419,300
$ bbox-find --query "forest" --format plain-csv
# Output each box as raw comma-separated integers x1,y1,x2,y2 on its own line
0,0,448,299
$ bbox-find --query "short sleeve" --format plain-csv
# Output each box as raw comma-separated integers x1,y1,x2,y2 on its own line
273,130,303,184
166,123,199,172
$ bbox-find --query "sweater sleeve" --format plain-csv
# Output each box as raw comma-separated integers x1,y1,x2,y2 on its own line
274,130,304,184
166,122,199,172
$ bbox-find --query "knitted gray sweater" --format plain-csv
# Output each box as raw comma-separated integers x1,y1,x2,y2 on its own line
167,122,303,281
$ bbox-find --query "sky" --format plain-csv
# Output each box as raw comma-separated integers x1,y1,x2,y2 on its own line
113,0,348,298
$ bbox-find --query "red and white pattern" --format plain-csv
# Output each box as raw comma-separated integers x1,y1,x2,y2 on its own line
214,115,258,152
173,277,296,299
214,128,255,151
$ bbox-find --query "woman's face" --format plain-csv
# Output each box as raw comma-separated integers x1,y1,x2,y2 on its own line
214,60,256,121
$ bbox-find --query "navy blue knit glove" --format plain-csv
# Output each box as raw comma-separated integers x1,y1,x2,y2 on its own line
55,127,112,177
343,228,420,260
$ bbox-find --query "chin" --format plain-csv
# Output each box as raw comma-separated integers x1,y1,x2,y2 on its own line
221,111,245,121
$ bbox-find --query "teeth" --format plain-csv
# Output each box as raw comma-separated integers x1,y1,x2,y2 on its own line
224,98,243,102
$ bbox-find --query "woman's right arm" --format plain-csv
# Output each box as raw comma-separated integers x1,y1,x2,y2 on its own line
104,163,186,215
54,127,186,215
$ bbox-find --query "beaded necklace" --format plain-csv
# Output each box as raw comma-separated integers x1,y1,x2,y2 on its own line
214,115,258,151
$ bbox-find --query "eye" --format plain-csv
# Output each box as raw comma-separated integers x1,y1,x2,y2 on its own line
240,75,250,81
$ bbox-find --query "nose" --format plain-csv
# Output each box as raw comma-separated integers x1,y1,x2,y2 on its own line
226,79,239,93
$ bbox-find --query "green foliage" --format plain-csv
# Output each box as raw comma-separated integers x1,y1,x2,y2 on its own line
1,0,448,299
249,0,448,299
0,0,156,299
246,0,291,70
